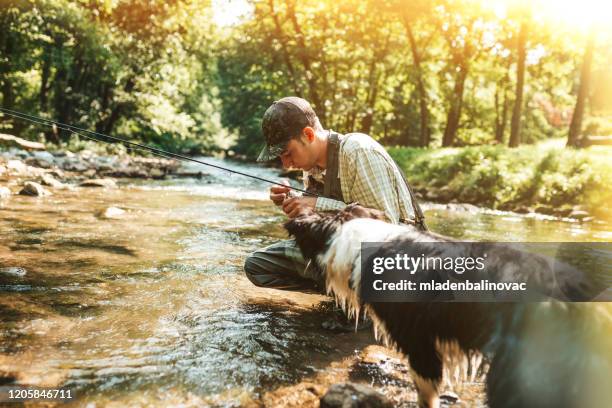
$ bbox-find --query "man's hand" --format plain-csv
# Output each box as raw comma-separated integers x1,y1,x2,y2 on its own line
282,196,317,218
270,181,291,206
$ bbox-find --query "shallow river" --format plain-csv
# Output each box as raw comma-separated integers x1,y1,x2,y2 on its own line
1,158,610,407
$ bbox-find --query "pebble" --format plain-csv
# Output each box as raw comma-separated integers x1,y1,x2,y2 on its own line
320,383,393,408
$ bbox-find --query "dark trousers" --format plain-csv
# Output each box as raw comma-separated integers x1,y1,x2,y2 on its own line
243,239,324,292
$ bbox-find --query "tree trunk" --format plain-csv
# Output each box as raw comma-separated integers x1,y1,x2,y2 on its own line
103,77,135,135
442,65,468,147
495,87,510,143
286,0,325,123
509,21,528,148
567,30,595,148
53,63,70,141
267,0,302,98
403,17,430,147
39,46,51,111
1,32,15,110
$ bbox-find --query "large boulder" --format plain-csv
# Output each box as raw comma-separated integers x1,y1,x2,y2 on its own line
320,383,393,408
79,178,117,188
19,181,50,196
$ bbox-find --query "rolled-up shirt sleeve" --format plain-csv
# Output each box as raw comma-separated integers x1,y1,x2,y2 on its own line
315,196,346,211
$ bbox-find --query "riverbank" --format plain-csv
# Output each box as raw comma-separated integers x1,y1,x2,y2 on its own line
2,135,610,223
0,142,209,198
388,139,612,222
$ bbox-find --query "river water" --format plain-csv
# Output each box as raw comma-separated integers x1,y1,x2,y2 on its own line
0,158,610,407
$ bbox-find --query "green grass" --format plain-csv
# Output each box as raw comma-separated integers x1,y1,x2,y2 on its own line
387,139,612,220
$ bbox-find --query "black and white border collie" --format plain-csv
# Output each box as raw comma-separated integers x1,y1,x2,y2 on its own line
285,204,611,408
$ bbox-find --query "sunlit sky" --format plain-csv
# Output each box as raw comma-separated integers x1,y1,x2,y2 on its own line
499,0,612,31
212,0,253,27
212,0,612,32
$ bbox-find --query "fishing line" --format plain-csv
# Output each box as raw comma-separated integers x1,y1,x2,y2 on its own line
0,107,320,197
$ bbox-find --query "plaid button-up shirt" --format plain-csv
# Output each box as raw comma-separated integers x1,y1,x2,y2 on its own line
304,133,416,224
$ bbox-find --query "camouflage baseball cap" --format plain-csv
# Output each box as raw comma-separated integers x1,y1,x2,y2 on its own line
257,96,318,162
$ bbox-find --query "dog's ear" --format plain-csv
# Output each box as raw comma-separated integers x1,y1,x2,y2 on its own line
344,203,386,221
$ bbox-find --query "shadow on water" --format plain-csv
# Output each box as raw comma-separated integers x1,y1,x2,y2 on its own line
52,239,138,257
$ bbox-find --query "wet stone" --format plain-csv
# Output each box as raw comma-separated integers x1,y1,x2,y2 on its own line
7,159,27,174
19,181,50,196
101,206,126,219
440,391,460,404
79,178,117,188
39,174,66,189
0,267,27,277
320,383,393,408
568,210,590,220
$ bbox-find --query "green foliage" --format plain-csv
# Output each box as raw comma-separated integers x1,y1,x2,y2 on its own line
0,0,226,154
389,141,612,218
2,0,610,217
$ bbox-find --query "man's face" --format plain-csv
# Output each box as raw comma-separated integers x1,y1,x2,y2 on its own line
279,134,317,171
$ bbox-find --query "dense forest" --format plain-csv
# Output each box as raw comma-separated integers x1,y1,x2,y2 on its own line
1,0,611,157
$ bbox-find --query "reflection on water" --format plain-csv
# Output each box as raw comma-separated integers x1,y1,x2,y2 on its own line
1,157,610,406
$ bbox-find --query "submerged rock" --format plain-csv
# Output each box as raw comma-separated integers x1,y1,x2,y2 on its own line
320,383,393,408
19,181,50,196
101,206,126,219
79,178,117,188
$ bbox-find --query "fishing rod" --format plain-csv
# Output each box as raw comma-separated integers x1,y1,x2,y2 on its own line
0,107,320,198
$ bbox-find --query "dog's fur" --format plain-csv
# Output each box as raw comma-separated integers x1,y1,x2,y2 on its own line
285,204,611,408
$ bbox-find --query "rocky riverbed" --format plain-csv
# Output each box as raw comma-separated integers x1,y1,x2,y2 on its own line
0,145,211,199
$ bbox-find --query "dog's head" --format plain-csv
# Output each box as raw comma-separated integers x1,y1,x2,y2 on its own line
284,203,386,262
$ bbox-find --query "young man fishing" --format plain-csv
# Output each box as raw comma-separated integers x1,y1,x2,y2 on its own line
244,96,426,292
